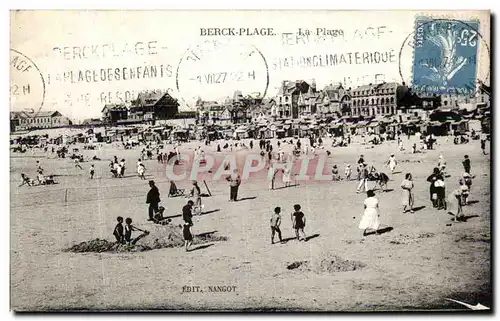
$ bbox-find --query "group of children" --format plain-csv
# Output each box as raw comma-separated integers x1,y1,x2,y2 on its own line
269,204,307,244
19,161,57,186
113,216,149,245
109,156,126,178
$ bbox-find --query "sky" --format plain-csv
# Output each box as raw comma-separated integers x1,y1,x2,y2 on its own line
10,10,490,122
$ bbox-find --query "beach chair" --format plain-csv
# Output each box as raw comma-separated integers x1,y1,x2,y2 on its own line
168,181,185,197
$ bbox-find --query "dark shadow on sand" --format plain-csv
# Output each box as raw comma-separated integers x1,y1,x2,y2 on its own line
189,244,214,251
195,231,218,238
273,185,299,190
164,214,182,219
467,200,480,205
199,209,221,216
280,237,298,244
304,233,320,242
238,196,257,201
377,226,394,234
462,215,480,222
412,205,426,212
365,226,393,236
446,212,479,222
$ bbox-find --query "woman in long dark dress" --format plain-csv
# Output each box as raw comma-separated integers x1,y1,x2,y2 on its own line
427,167,443,208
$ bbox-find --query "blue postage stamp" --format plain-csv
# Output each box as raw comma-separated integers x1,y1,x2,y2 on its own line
412,17,480,95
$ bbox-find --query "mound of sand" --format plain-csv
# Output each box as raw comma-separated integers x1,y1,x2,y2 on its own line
64,224,228,253
317,256,366,272
389,232,436,245
286,255,365,273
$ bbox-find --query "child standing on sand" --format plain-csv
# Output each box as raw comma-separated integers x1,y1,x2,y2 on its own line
113,216,124,244
291,204,307,241
462,155,471,174
270,207,283,244
345,164,352,181
332,165,340,181
89,164,95,179
459,178,470,205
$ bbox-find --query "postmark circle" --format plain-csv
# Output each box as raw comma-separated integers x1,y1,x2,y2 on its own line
398,18,490,98
10,49,46,118
175,39,269,110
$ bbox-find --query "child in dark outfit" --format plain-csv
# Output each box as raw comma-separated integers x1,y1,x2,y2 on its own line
291,204,307,241
462,155,471,174
124,217,138,245
270,207,283,244
113,216,124,243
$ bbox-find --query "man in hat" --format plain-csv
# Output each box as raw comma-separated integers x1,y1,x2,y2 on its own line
356,163,369,193
146,180,161,221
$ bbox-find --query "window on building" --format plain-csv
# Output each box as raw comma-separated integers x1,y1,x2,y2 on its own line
377,107,380,114
444,100,448,106
376,98,379,105
285,96,289,102
371,99,374,105
390,97,394,104
391,106,395,114
482,96,485,102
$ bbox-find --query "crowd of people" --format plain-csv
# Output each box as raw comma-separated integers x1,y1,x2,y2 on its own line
16,127,488,248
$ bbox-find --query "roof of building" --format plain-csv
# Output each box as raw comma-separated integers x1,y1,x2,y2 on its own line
11,110,62,118
353,82,399,93
82,118,104,125
277,80,309,96
136,91,179,107
101,104,128,112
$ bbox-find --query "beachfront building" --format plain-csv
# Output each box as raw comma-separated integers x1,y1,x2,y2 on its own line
297,87,320,116
351,82,399,117
441,92,490,109
317,83,352,116
275,80,313,119
10,110,72,132
129,90,180,123
197,100,230,124
101,104,128,124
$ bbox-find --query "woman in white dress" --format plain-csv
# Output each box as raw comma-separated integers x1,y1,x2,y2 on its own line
401,173,414,213
359,190,381,236
137,159,146,180
387,154,397,174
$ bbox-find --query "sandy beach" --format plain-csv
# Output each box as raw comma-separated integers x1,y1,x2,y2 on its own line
10,135,491,311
